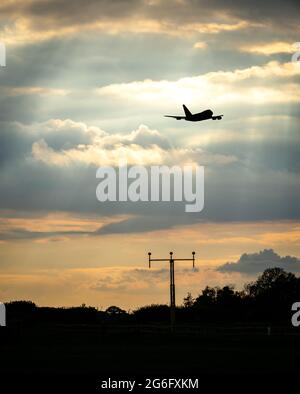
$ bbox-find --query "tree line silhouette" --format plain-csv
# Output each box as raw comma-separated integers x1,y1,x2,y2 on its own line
4,267,300,326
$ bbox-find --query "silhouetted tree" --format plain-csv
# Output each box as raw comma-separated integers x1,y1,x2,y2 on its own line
5,300,37,325
133,304,170,323
194,286,217,307
105,306,127,316
243,267,300,322
183,292,194,308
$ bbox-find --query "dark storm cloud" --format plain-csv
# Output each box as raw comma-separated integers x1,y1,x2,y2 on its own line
217,249,300,273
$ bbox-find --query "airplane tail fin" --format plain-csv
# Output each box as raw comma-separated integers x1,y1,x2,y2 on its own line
183,104,192,118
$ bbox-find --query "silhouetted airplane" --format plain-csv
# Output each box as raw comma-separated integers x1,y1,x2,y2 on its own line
165,105,223,122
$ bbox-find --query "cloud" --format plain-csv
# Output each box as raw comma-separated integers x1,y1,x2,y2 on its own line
28,121,235,167
0,211,130,241
90,266,199,292
96,61,300,106
1,18,252,46
0,118,98,166
217,249,300,273
0,0,256,45
2,119,179,167
240,41,294,55
94,214,189,235
193,41,207,50
1,0,299,46
29,125,170,167
0,227,88,241
4,86,70,97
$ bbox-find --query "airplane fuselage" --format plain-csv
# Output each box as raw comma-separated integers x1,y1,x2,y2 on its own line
185,109,213,121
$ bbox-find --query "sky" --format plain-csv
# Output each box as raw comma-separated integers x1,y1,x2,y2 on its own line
0,0,300,309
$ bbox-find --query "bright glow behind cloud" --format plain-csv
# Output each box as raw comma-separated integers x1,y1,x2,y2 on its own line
96,61,300,106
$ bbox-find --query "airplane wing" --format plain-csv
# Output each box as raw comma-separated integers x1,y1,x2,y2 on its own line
164,115,185,120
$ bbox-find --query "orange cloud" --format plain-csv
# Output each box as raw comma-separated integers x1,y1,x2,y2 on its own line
241,41,294,55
